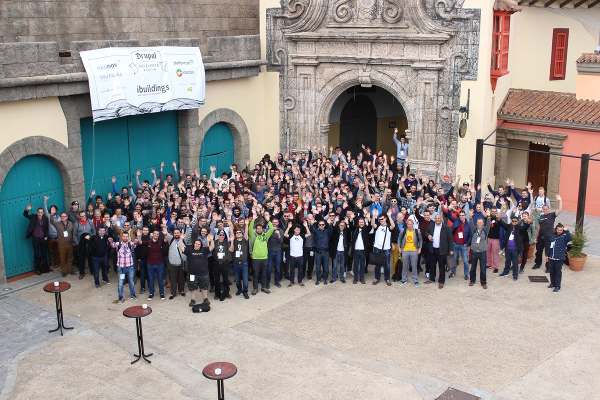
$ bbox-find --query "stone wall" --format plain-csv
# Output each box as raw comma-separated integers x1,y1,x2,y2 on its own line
0,0,259,50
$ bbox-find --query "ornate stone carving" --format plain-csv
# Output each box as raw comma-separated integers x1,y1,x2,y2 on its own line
333,0,353,23
382,0,403,23
358,64,372,87
331,0,404,26
267,0,481,174
280,0,329,33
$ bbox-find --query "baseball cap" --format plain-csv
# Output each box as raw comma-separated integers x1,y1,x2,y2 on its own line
72,201,79,206
463,182,470,186
444,175,450,180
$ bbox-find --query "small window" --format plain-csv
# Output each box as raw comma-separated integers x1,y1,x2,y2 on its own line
550,28,569,81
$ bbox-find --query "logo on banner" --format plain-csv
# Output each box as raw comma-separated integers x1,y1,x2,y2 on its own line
129,50,167,74
175,69,194,77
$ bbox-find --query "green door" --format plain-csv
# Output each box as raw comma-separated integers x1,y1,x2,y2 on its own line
81,111,179,198
199,123,234,178
0,155,65,278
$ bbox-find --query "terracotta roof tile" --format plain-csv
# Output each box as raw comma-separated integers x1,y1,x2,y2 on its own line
493,0,523,12
577,53,600,63
498,88,600,126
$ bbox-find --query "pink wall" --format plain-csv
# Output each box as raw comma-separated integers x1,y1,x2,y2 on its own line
559,130,600,217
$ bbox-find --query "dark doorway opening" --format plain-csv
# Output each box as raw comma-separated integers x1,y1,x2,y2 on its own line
339,95,377,156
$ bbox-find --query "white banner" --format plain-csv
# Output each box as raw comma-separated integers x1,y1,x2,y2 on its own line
80,47,205,122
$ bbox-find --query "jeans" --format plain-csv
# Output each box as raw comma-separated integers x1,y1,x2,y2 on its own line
401,250,419,283
353,250,366,280
118,266,136,299
32,237,47,270
452,243,469,276
332,251,345,280
303,247,315,277
252,258,268,290
138,261,148,290
534,236,551,268
289,256,304,283
373,248,390,281
422,242,432,277
233,261,249,294
470,251,487,285
314,251,329,282
267,250,282,285
91,255,109,286
502,249,520,279
548,258,564,287
147,263,165,296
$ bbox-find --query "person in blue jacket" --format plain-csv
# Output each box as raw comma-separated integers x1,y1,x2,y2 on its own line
546,223,572,293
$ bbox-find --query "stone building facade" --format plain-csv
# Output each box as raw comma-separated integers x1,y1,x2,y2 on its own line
267,0,480,174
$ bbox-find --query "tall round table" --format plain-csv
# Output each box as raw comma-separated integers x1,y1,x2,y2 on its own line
123,305,153,364
203,362,237,400
43,282,74,336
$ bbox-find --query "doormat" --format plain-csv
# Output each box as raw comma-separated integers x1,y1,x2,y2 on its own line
528,276,549,283
436,388,480,400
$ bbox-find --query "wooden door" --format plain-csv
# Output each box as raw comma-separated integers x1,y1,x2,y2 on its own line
527,143,550,191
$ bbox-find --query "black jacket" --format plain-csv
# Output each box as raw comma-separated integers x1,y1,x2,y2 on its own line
23,209,49,239
498,219,530,253
88,234,110,257
329,224,351,258
425,223,453,256
349,225,371,257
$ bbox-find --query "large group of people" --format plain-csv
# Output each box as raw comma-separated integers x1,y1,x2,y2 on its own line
23,127,572,308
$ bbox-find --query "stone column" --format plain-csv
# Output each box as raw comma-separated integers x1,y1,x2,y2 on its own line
547,143,563,207
177,108,201,174
494,135,509,185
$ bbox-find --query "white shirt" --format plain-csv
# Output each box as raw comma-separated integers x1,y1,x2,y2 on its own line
337,232,345,251
290,234,303,257
373,225,391,250
433,223,442,248
355,228,365,250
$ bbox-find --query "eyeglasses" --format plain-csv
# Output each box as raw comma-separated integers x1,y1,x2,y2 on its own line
379,218,385,221
235,231,243,234
318,224,325,227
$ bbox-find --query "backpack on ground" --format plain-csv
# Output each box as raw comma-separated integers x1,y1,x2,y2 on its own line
192,302,211,313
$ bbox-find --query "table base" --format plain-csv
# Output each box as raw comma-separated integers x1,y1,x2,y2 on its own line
132,317,153,364
50,292,74,336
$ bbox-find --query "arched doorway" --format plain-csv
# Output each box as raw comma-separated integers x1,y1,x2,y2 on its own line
0,155,65,278
328,85,408,155
199,122,234,177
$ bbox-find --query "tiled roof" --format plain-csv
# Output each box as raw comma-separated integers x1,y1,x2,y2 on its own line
493,0,523,12
498,89,600,126
577,53,600,64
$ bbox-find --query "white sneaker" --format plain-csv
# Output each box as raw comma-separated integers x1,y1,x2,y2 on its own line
349,271,354,276
499,250,504,256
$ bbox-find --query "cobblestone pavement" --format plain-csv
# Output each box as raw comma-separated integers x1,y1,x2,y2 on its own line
0,291,82,396
556,210,600,256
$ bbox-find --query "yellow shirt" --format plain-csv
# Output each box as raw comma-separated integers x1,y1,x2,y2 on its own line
403,230,417,251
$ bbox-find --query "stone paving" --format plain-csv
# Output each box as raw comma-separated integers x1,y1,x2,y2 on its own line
0,250,599,400
0,289,82,398
556,210,600,257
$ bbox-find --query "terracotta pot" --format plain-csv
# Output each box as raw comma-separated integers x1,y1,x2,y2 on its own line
568,253,587,271
527,245,535,259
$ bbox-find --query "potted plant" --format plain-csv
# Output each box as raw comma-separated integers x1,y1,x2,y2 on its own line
567,223,589,271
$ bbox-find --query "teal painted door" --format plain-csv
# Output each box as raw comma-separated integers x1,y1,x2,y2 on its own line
81,111,178,197
199,123,234,178
0,156,65,278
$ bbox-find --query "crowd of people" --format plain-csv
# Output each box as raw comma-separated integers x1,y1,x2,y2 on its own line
23,127,573,308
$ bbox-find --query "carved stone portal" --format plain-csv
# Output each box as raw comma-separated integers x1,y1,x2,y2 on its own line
267,0,480,173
